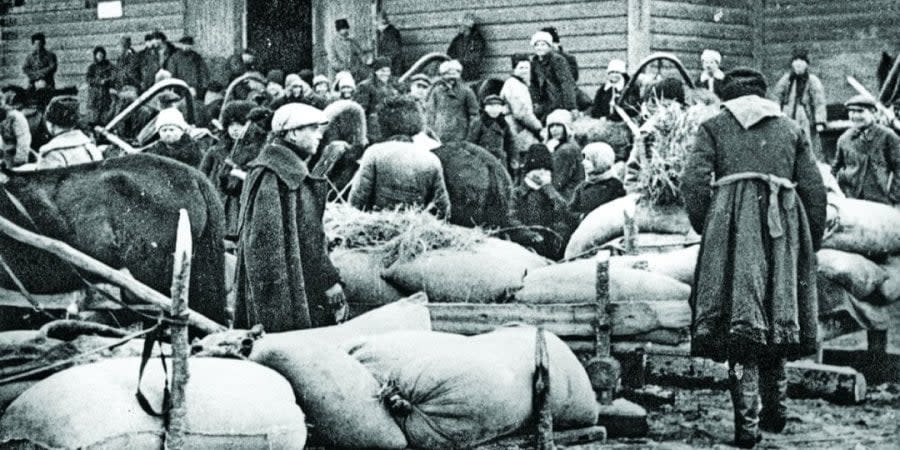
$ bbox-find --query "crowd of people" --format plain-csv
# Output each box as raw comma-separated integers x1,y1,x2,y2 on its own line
2,12,900,450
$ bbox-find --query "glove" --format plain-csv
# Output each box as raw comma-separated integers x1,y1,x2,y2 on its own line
325,283,348,324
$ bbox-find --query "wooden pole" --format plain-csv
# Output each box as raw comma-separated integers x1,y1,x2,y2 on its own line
0,214,225,334
166,210,192,449
533,327,554,450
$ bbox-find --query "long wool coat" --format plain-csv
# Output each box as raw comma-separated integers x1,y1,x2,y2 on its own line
86,59,117,125
530,52,577,121
680,95,827,362
772,72,828,160
234,141,341,332
426,79,479,143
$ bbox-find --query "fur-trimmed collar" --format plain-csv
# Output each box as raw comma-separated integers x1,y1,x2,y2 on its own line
248,140,309,189
722,95,783,130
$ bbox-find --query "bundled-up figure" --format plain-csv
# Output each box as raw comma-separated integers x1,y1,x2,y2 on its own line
144,108,203,167
680,68,826,448
199,100,260,239
1,87,33,167
570,142,625,216
354,57,401,115
543,109,584,200
350,95,451,218
467,95,516,174
510,143,573,259
529,31,576,121
36,97,103,169
234,103,347,331
832,95,900,205
426,59,479,143
110,85,156,142
85,46,117,126
167,36,210,98
772,48,827,160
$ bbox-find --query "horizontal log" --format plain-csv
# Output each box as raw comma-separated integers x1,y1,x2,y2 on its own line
651,1,751,25
388,0,625,17
651,17,753,40
1,13,183,40
610,343,868,404
397,16,627,40
477,425,608,449
0,285,123,311
0,1,181,28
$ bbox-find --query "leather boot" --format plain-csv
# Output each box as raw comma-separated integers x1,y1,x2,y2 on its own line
759,357,788,433
729,361,762,448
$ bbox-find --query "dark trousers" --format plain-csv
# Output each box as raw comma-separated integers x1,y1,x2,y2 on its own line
729,356,787,444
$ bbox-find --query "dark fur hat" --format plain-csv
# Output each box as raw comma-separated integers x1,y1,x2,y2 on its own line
645,77,685,105
323,99,368,148
721,68,768,101
45,96,80,128
523,143,553,172
791,48,809,64
220,100,257,127
510,53,531,68
31,33,46,44
540,26,560,44
377,95,424,138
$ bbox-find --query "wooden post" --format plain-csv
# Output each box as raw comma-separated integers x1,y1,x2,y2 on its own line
0,214,225,334
534,327,554,450
622,203,638,255
166,210,192,449
595,251,611,359
626,0,652,72
586,251,619,405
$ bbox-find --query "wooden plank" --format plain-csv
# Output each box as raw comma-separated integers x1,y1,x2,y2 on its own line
651,0,751,25
651,17,752,40
386,0,624,15
651,34,752,56
3,27,185,52
476,426,607,449
763,0,900,17
397,17,628,41
1,13,184,40
391,1,626,26
0,1,181,27
404,34,628,57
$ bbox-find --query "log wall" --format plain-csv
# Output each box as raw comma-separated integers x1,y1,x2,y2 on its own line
382,0,629,94
0,0,185,89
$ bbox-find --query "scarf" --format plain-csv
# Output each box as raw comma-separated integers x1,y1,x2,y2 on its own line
585,168,617,185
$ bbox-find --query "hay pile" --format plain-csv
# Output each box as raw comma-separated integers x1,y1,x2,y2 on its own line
628,102,718,206
324,202,485,267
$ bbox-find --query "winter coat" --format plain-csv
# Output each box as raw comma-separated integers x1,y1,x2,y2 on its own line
432,141,514,229
590,77,640,121
680,95,827,362
199,124,267,238
140,42,177,90
144,134,203,168
696,71,725,99
510,180,573,258
530,52,577,120
224,53,258,83
330,34,367,82
22,49,57,89
446,27,486,81
833,123,900,205
234,140,342,331
426,79,479,143
501,75,543,134
37,130,103,169
551,140,584,200
115,47,141,88
111,100,155,142
349,136,451,218
166,49,210,95
569,176,626,215
353,76,402,114
772,72,828,160
378,24,404,74
86,59,117,125
558,47,579,82
1,108,33,167
466,112,516,172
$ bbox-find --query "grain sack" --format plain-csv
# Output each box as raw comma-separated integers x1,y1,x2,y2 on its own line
0,381,37,413
613,245,699,284
634,203,694,235
383,239,546,303
565,194,638,259
343,330,468,383
330,248,404,306
469,326,598,430
878,256,900,304
0,358,307,449
251,338,408,449
514,259,691,304
254,293,432,350
818,275,891,333
817,249,888,299
345,330,532,449
824,195,900,256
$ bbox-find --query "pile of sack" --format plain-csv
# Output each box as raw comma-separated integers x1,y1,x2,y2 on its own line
1,295,599,449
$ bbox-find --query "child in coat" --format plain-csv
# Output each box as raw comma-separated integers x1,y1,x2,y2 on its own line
145,108,203,167
569,142,626,216
467,94,517,175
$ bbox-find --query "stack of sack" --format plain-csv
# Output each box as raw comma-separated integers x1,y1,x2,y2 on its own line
2,295,599,449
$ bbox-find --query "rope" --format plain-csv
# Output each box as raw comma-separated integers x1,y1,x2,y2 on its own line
0,324,162,385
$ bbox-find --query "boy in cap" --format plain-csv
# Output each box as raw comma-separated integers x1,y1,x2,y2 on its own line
330,18,367,82
354,56,400,114
467,94,517,174
408,74,432,103
234,103,347,331
37,96,103,169
833,94,900,205
773,48,827,160
144,108,203,167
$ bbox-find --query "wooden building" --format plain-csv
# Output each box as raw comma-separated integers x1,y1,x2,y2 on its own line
0,0,897,109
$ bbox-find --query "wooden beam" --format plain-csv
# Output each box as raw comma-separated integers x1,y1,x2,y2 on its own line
166,210,192,449
626,0,652,71
0,215,224,334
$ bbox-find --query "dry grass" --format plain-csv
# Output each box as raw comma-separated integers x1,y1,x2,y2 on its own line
323,202,484,266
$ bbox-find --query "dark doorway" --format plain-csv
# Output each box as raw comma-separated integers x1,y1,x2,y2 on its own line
246,0,313,74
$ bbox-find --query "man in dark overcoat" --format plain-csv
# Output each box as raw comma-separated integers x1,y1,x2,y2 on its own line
680,68,827,448
233,103,347,332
